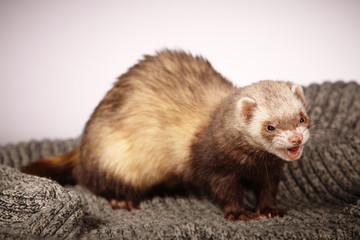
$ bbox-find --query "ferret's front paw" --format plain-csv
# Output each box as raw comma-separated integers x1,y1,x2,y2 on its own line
256,207,286,218
226,210,264,221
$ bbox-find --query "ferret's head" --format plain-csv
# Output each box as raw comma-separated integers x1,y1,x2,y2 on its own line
235,81,310,161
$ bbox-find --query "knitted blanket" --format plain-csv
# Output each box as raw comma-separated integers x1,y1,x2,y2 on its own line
1,81,359,239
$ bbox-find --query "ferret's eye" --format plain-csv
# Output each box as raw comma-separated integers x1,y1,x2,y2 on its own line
267,126,276,131
300,117,305,123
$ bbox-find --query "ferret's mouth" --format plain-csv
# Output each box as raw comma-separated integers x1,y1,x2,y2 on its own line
277,145,302,161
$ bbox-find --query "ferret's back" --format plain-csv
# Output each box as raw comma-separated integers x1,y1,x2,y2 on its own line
79,50,234,188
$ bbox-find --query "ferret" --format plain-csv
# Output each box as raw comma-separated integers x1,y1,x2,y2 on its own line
22,50,310,221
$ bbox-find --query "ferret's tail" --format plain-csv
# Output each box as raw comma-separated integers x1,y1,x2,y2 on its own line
21,147,79,185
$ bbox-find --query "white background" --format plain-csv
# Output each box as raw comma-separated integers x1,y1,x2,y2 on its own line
1,0,359,145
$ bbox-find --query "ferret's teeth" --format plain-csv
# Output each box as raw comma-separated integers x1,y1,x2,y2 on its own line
286,146,302,160
287,149,296,156
276,146,302,161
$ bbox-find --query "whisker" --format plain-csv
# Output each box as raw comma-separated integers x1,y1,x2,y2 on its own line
307,137,332,149
309,116,346,127
310,126,355,142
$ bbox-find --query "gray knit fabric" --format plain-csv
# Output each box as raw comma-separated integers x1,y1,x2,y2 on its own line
1,81,359,239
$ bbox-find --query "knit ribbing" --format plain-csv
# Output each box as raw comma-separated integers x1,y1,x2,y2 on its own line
1,81,359,239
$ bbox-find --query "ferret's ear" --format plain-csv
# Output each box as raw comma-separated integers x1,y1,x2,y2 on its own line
237,97,257,123
291,84,306,107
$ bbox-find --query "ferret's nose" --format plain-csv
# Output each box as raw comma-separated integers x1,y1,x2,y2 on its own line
288,132,303,145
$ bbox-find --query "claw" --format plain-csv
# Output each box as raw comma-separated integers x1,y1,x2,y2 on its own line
256,207,286,218
109,199,138,211
226,210,264,221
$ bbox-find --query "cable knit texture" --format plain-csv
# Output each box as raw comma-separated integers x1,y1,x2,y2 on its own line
1,81,359,239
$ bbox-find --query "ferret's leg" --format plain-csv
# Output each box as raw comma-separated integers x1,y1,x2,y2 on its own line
77,167,141,211
210,175,263,221
108,181,143,211
254,175,286,218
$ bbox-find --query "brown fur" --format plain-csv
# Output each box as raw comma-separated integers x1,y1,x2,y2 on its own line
22,148,79,185
73,50,234,204
188,93,287,220
22,49,309,221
